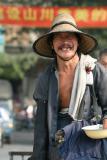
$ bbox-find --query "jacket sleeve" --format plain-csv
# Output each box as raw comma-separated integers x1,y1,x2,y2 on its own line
30,73,49,160
93,62,107,119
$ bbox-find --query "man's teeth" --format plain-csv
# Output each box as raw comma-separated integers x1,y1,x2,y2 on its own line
61,47,71,51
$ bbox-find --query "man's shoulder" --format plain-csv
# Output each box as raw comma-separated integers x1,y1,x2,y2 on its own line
33,63,54,101
40,62,54,77
37,61,55,84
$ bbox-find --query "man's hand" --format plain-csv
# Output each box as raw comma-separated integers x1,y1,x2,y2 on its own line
103,118,107,129
55,130,65,145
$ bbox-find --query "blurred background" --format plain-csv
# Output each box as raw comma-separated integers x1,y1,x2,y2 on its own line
0,0,107,160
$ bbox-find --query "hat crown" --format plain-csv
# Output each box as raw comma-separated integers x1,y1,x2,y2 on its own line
51,13,77,28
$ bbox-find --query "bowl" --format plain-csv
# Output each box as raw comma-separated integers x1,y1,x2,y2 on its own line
82,124,107,139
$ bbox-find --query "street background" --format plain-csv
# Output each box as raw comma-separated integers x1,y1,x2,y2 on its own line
0,1,107,160
0,129,34,160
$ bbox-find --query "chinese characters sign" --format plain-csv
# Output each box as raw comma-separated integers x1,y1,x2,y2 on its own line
0,6,107,28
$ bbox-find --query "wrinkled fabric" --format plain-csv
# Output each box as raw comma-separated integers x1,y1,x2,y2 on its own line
49,113,73,160
58,120,107,160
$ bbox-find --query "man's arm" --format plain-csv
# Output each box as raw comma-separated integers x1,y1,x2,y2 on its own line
31,100,48,160
30,72,49,160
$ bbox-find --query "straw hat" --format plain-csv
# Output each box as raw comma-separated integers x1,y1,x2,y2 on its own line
82,124,107,139
33,13,98,58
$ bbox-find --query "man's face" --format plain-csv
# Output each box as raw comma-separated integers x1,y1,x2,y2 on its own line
52,32,79,61
99,54,107,69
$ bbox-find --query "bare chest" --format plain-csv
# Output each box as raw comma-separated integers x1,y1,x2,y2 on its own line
59,72,74,108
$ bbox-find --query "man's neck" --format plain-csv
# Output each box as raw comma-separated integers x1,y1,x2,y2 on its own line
57,54,79,73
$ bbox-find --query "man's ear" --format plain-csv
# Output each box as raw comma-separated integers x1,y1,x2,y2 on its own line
76,42,79,51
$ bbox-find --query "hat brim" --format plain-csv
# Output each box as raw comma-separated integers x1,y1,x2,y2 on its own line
82,124,107,139
33,24,98,58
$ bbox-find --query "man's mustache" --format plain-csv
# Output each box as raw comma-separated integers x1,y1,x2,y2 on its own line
58,43,73,50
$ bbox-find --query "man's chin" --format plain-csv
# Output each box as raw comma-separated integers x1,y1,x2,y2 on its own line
57,54,76,61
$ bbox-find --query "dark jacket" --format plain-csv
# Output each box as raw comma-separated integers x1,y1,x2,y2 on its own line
30,61,107,160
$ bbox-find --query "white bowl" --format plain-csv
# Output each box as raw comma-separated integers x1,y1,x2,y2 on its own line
82,124,107,139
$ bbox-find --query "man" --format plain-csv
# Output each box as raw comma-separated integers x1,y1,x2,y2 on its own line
29,13,107,160
98,48,107,69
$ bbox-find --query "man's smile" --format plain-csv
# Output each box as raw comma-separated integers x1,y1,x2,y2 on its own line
58,43,73,52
